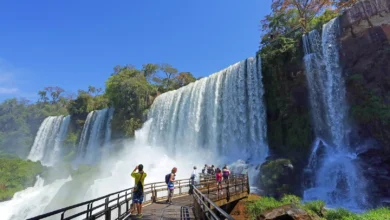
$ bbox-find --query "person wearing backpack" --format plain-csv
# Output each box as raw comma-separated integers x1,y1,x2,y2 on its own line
166,167,177,204
189,166,197,195
131,164,147,218
222,165,230,183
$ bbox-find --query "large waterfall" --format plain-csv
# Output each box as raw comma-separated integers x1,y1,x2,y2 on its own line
27,115,71,166
76,108,114,164
148,57,268,161
303,18,368,210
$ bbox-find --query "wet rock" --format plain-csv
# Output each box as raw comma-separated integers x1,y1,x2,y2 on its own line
257,204,320,220
260,159,296,198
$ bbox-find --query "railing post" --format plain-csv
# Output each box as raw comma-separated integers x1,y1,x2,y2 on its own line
104,197,111,220
247,172,250,194
125,191,129,213
117,193,120,217
179,180,182,195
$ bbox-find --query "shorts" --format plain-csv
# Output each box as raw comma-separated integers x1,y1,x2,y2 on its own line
132,191,144,204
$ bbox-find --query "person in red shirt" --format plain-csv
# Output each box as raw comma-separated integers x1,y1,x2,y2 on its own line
215,168,223,195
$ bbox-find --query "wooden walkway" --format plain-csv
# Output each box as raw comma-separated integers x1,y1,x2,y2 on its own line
125,195,195,220
124,184,247,220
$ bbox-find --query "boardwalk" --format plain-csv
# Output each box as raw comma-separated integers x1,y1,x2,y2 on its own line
26,174,249,220
125,195,195,220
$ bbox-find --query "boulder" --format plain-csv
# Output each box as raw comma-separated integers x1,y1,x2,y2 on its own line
260,159,295,198
257,204,320,220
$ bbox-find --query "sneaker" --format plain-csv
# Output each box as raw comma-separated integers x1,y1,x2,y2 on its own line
137,213,143,218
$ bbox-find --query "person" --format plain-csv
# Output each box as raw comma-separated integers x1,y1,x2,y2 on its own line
189,166,197,194
202,164,208,174
131,164,147,219
222,165,231,182
167,167,177,204
215,168,223,195
207,165,214,175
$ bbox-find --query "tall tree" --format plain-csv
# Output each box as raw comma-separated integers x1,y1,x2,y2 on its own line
175,72,196,88
270,0,334,33
159,63,178,88
142,63,159,82
44,87,64,104
38,90,49,104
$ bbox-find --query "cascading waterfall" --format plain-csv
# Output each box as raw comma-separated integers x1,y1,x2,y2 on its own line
27,115,71,166
0,176,71,220
303,18,368,210
76,108,113,164
83,57,268,205
148,57,268,161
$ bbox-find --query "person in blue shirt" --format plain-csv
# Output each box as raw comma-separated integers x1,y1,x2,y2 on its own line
167,167,177,204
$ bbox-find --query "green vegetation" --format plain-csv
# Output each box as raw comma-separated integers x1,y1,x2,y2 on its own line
260,159,296,198
0,157,44,201
247,195,390,220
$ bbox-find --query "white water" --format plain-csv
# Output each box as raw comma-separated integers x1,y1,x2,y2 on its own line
303,18,368,210
148,57,268,161
27,115,71,166
85,57,268,202
76,108,113,164
0,176,71,220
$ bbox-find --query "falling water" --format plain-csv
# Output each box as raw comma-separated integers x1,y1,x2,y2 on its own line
27,115,71,166
0,176,71,220
148,57,268,161
303,18,368,210
76,108,113,164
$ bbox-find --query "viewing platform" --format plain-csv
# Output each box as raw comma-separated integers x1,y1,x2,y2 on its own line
27,173,250,220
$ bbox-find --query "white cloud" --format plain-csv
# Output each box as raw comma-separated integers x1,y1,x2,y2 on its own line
0,87,19,94
0,59,20,96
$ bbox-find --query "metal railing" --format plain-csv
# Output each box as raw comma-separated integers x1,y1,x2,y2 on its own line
27,173,249,220
27,178,193,220
192,173,249,220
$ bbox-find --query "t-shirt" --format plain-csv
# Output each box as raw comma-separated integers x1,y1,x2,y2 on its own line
131,171,147,190
216,173,222,182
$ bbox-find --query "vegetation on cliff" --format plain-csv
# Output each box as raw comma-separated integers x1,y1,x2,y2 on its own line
0,156,44,201
258,0,354,196
246,194,390,220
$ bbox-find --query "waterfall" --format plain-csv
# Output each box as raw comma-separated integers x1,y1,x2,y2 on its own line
27,115,71,166
0,176,71,220
147,57,268,161
76,108,113,164
83,57,268,204
303,18,368,210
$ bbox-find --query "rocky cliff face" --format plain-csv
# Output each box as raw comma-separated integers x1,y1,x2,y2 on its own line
261,0,390,204
339,0,390,206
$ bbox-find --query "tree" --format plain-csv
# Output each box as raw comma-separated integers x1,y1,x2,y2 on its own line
44,86,64,104
270,0,334,33
38,90,49,104
159,63,178,88
174,72,196,88
88,86,96,95
142,63,159,82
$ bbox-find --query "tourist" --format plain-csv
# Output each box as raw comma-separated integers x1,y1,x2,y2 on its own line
216,168,223,195
222,165,231,182
131,164,147,218
167,167,177,204
189,166,197,194
202,164,208,174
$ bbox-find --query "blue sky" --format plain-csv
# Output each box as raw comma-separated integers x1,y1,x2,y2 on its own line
0,0,271,101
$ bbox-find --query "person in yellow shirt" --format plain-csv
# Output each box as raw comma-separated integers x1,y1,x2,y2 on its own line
131,164,147,218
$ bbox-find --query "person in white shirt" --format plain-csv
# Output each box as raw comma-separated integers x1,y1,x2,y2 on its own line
189,166,197,194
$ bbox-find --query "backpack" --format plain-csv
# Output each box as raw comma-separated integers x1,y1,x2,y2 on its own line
165,173,171,184
134,173,144,193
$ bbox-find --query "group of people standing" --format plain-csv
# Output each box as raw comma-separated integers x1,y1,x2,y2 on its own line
129,164,231,218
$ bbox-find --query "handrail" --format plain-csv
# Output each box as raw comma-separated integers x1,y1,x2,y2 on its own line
192,173,249,220
27,173,249,220
193,186,234,220
27,178,193,220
